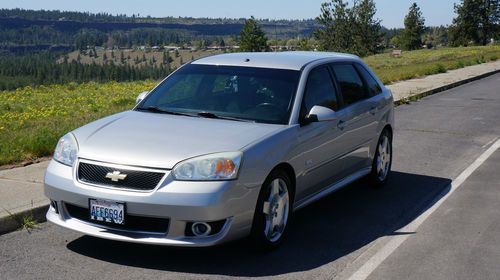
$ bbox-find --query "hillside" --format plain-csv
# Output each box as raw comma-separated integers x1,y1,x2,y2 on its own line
0,8,318,53
60,48,223,70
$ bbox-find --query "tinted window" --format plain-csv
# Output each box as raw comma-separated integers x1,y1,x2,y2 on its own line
355,64,382,96
331,64,367,106
303,67,338,115
138,64,300,124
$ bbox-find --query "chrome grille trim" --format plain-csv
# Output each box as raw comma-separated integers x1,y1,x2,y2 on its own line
76,159,169,192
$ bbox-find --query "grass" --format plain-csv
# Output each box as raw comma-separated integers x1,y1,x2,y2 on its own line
2,208,38,231
1,45,500,166
0,81,155,165
363,45,500,84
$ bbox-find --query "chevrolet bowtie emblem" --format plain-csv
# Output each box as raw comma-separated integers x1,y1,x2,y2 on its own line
105,171,127,182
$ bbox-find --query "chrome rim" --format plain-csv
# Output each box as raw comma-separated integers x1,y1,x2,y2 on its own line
262,178,289,242
376,135,391,181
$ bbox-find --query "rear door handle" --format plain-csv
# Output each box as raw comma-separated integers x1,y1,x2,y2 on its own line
369,107,378,115
337,120,347,130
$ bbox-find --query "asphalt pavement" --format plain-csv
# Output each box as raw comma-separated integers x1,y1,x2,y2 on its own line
367,148,500,280
0,73,499,280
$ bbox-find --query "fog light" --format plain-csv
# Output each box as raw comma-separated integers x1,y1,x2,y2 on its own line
191,222,211,237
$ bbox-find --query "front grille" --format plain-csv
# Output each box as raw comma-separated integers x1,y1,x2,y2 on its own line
65,203,170,233
78,162,165,191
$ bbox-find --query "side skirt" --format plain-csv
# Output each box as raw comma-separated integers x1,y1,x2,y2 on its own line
293,167,372,211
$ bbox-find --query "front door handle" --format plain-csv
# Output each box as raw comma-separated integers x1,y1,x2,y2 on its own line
369,107,378,115
337,120,347,130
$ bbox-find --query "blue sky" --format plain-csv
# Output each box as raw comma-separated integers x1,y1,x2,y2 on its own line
1,0,457,28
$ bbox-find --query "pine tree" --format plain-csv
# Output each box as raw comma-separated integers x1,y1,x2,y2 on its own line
401,3,426,50
239,16,269,52
449,0,499,46
314,0,381,56
120,51,125,64
352,0,382,55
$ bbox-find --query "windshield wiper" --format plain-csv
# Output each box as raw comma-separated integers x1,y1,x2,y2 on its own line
136,106,195,117
196,111,255,123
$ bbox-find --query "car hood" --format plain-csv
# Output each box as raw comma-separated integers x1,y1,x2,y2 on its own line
73,110,286,169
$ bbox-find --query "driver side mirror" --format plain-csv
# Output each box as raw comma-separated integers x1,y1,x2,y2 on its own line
136,91,149,105
302,105,337,125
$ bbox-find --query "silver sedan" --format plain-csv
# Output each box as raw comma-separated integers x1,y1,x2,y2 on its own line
45,51,394,249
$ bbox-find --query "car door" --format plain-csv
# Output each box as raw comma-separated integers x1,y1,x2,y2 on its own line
292,65,347,200
329,63,379,176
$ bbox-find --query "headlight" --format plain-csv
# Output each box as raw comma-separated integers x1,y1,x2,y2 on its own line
172,152,242,181
53,133,78,166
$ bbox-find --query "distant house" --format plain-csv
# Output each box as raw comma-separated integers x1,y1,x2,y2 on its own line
164,46,180,51
391,50,402,57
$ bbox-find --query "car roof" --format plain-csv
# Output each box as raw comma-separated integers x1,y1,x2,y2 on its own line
191,51,360,71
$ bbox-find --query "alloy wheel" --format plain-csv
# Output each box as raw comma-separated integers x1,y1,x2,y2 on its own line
262,178,290,242
376,135,391,181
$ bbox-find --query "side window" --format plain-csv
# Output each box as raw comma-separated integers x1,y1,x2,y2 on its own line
355,64,382,96
331,64,367,106
302,67,338,115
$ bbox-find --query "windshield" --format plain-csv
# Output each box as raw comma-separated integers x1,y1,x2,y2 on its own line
136,64,301,124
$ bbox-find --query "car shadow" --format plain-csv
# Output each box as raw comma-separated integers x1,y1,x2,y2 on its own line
67,171,451,277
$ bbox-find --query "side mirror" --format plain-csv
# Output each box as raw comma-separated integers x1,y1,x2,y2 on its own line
136,91,149,105
302,105,336,125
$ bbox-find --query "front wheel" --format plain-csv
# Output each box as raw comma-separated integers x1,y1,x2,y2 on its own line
369,130,392,187
250,169,292,250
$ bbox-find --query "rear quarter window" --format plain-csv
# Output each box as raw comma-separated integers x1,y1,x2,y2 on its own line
355,64,382,97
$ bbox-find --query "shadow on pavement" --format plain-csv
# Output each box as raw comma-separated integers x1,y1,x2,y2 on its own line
67,171,451,277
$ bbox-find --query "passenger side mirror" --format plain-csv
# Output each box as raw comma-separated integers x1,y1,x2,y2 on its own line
136,91,149,105
302,105,336,125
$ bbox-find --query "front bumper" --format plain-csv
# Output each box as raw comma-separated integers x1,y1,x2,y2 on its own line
44,159,259,247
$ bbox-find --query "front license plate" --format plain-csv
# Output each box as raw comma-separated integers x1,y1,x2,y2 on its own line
89,199,125,225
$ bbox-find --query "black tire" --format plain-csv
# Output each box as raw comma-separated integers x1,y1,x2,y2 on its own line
369,129,393,187
250,169,293,250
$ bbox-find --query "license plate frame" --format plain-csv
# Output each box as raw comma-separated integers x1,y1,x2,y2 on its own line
89,198,126,225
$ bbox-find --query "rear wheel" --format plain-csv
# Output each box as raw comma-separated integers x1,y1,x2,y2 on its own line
369,129,392,187
251,169,292,250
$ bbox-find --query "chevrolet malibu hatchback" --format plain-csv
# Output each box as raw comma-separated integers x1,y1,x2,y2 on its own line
45,51,394,249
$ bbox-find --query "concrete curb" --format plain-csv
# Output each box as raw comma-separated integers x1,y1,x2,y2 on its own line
0,204,49,235
394,68,500,106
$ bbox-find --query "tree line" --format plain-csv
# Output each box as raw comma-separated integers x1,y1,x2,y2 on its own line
0,1,498,90
239,0,499,55
0,53,170,90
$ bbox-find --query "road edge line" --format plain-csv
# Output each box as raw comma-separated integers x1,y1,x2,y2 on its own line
347,137,500,280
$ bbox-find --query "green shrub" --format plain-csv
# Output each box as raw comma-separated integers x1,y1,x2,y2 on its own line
476,55,486,64
435,64,447,73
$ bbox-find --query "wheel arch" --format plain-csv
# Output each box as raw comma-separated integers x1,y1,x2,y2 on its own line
382,124,393,139
270,162,296,204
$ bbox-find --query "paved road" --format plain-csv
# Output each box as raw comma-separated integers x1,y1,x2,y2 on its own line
368,148,500,280
0,73,499,280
